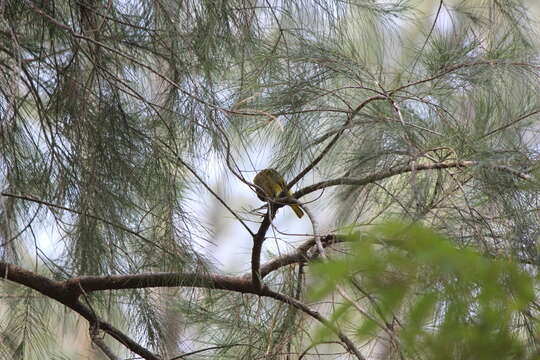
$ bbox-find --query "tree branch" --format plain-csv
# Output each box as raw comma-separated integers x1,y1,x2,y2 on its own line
1,261,364,359
251,206,276,290
294,160,533,199
0,262,161,360
260,287,366,360
288,95,386,189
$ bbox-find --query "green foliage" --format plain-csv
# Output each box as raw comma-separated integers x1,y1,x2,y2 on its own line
1,0,540,358
309,221,536,360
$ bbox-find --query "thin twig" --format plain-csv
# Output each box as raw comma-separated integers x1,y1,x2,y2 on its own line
477,108,540,139
305,205,392,348
261,287,366,360
0,192,179,258
170,344,247,359
176,158,254,236
288,95,386,189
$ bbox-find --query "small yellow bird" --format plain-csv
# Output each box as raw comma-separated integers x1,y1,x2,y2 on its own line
253,168,304,218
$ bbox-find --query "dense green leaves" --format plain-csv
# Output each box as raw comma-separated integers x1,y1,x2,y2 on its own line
309,221,536,359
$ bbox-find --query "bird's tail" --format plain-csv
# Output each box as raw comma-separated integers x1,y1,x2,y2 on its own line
285,189,304,218
290,204,304,218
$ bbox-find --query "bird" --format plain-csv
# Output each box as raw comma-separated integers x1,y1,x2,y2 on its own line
253,168,304,218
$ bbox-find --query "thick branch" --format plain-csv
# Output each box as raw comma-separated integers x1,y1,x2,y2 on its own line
78,272,364,359
1,261,363,359
73,272,254,293
73,270,361,359
251,208,275,290
251,197,316,289
0,262,161,360
0,262,74,302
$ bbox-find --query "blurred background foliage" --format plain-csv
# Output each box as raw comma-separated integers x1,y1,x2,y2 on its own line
1,0,540,359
